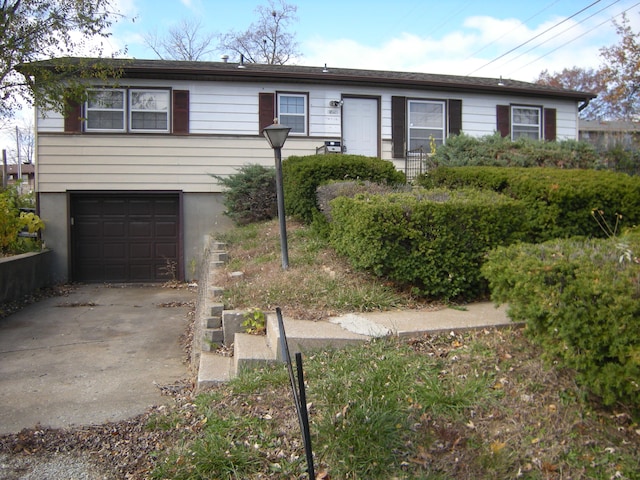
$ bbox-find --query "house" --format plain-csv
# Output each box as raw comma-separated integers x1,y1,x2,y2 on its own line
27,57,595,284
2,163,35,193
579,119,640,150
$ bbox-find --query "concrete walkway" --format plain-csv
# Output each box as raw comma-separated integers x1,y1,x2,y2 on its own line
0,284,195,435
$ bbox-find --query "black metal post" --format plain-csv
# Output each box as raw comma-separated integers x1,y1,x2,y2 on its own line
296,352,316,480
274,147,289,270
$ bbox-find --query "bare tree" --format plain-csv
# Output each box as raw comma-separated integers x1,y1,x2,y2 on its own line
144,18,216,61
218,0,301,65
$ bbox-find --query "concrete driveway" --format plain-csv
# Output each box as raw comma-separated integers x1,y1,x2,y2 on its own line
0,284,196,435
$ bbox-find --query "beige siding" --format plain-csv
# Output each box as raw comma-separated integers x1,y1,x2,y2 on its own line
36,134,323,193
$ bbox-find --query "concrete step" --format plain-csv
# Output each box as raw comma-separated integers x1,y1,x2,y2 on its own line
233,332,278,375
197,352,233,389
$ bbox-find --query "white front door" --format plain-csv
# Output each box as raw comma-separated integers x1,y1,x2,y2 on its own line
342,97,378,156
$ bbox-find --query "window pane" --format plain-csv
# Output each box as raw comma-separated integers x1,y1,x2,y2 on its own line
87,111,124,130
280,114,305,133
409,102,443,128
131,112,168,130
88,90,124,109
409,129,443,151
513,108,539,125
280,95,305,114
131,91,169,111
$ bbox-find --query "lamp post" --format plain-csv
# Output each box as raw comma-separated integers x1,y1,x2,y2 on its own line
263,121,292,270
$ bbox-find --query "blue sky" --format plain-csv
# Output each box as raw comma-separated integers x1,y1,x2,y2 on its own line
108,0,640,81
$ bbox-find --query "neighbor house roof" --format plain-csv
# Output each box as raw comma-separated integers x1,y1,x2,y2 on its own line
22,57,597,102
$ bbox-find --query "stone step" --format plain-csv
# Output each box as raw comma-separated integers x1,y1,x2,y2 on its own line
233,332,277,375
197,352,233,390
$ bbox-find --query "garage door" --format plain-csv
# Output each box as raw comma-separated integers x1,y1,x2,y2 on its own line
70,193,181,283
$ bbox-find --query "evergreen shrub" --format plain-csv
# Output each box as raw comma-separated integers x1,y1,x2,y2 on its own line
482,228,640,407
329,188,525,300
282,154,405,224
213,164,277,225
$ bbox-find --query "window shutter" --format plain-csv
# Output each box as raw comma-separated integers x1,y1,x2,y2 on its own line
391,96,406,158
173,90,189,134
64,98,82,133
448,99,462,136
496,105,510,137
259,92,275,133
544,108,556,141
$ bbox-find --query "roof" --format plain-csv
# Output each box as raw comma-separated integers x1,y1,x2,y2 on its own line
22,57,596,102
579,120,640,132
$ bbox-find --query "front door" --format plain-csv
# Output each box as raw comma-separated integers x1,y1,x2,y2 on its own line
342,97,379,157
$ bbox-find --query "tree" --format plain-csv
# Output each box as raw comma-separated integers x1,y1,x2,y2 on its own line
536,67,608,120
143,18,216,61
536,13,640,120
0,0,123,120
599,13,640,121
217,0,301,65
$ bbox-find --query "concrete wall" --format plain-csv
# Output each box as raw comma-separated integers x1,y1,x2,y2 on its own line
0,250,53,304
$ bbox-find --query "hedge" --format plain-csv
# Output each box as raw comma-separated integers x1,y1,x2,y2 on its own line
282,154,405,224
329,188,526,301
418,166,640,242
482,229,640,407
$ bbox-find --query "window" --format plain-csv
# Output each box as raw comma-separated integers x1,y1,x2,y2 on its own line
277,93,307,134
84,88,171,133
130,90,170,132
407,100,445,151
511,106,541,140
86,89,126,132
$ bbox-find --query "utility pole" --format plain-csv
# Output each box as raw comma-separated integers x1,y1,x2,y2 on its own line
2,150,7,189
16,125,21,179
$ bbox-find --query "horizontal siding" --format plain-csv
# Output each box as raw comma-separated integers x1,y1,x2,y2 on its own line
36,134,324,193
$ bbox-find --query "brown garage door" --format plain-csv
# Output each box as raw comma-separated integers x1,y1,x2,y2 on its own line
70,193,181,283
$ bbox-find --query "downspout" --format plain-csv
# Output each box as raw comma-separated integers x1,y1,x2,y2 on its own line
578,98,591,112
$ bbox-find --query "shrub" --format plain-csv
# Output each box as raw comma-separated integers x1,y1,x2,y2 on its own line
482,229,640,407
430,132,602,169
418,166,640,243
329,188,526,301
213,164,277,225
0,185,44,255
282,154,406,224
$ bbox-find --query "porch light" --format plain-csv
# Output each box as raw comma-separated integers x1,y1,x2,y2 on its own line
263,120,292,270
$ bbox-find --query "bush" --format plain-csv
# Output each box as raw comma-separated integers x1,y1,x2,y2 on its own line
482,229,640,407
430,132,602,169
214,164,277,225
282,154,406,224
329,188,526,301
0,185,44,255
418,166,640,243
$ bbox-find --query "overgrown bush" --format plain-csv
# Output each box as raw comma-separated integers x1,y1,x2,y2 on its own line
482,228,640,407
213,164,277,225
330,188,526,300
418,166,640,242
429,132,602,169
0,184,44,255
282,154,406,224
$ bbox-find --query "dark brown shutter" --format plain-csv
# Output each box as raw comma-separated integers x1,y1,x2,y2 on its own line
448,99,462,136
544,108,556,141
259,92,275,133
391,96,406,158
64,98,82,133
173,90,189,134
496,105,510,137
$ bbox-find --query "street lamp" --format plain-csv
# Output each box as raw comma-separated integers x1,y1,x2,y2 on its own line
263,121,292,270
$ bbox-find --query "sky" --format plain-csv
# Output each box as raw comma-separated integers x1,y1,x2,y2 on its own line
3,0,640,156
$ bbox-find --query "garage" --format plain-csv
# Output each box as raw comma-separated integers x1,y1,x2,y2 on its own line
70,193,182,283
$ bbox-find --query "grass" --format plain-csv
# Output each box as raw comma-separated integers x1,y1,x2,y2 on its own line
149,220,639,479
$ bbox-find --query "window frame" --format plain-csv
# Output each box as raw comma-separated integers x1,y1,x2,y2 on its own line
129,89,171,133
407,99,446,152
511,105,542,141
84,87,172,134
85,88,127,133
277,92,308,136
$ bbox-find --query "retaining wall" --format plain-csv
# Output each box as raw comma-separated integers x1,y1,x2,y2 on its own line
0,250,53,304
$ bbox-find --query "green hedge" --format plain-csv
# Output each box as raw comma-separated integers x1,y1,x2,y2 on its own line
329,188,525,300
430,132,601,169
482,229,640,407
418,166,640,242
282,154,405,223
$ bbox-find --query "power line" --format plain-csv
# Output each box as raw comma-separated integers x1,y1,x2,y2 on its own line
466,0,603,76
499,0,621,71
507,0,640,77
465,0,562,60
